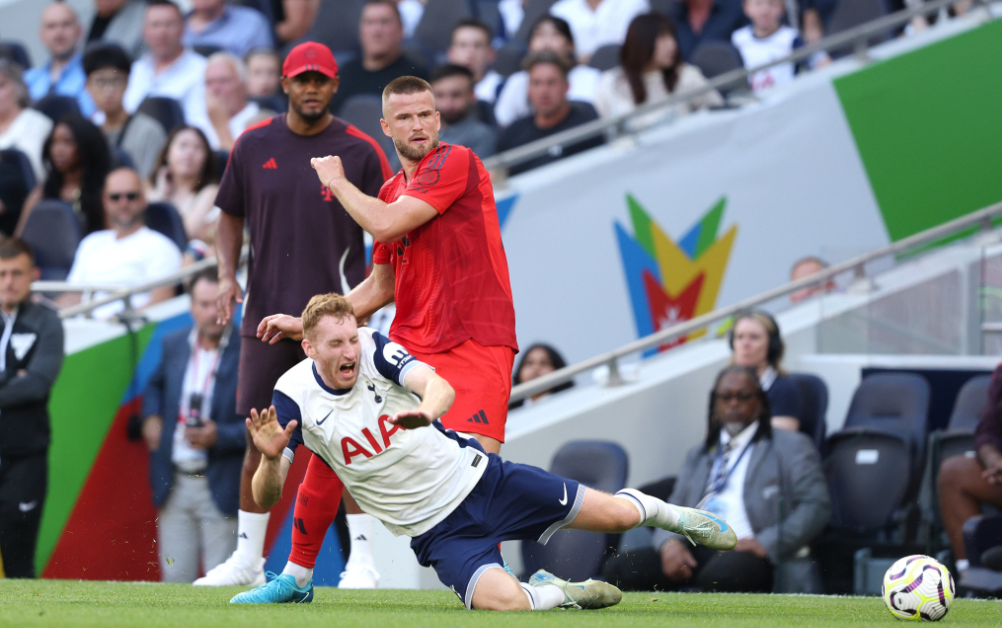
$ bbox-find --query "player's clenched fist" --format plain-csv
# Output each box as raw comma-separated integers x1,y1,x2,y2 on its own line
311,155,345,189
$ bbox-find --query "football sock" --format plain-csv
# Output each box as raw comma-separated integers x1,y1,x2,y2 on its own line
346,513,376,568
521,582,565,611
288,455,345,570
615,489,680,529
236,510,270,563
283,562,314,588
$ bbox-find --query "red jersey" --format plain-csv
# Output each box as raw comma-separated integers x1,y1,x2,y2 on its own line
373,143,517,355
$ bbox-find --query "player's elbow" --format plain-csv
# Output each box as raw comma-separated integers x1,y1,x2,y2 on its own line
371,223,404,244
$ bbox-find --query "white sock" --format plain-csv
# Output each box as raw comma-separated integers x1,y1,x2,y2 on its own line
346,513,376,568
520,582,565,611
283,561,314,588
956,559,969,572
235,510,270,562
615,489,680,529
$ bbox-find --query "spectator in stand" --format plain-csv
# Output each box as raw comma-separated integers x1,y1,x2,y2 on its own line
496,51,604,175
84,43,168,179
0,150,32,235
268,0,323,47
595,13,722,130
732,0,818,93
938,363,1002,577
142,268,244,584
549,0,650,63
203,53,273,151
183,0,275,59
0,61,54,182
25,3,96,117
430,65,496,158
17,115,111,238
87,0,147,59
0,238,65,579
789,256,834,304
494,16,600,127
123,0,209,136
447,19,504,104
58,167,182,319
670,0,749,60
729,310,802,431
146,126,220,244
509,343,574,409
602,365,830,592
246,49,282,99
328,0,429,114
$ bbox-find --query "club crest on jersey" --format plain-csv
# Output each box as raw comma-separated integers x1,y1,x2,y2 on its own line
341,414,401,464
366,383,383,403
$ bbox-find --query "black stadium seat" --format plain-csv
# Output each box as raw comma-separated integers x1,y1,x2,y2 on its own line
338,95,399,172
137,97,186,134
788,372,829,455
588,44,621,72
521,441,628,581
145,202,188,253
514,0,559,42
33,95,81,122
491,41,527,78
0,41,31,68
689,41,746,96
21,200,81,280
306,0,363,61
414,0,474,54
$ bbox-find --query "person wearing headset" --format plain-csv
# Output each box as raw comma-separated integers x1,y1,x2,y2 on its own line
602,365,831,592
729,310,803,432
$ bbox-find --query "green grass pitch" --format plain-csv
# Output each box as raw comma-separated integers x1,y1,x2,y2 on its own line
1,581,1000,628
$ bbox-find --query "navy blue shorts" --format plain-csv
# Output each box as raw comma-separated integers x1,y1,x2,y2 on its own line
410,453,585,609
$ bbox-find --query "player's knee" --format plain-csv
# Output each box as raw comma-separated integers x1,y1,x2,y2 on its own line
470,570,530,611
939,455,977,491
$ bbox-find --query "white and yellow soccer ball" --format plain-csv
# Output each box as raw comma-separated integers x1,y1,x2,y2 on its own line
882,555,956,621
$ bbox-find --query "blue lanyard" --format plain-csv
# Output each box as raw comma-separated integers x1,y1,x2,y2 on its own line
707,438,753,496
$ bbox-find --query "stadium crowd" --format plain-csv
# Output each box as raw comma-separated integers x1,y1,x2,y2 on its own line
0,0,995,601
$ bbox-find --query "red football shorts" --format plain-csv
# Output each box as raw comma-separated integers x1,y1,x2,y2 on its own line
410,339,515,443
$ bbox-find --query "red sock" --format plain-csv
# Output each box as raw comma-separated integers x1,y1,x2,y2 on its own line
288,454,344,569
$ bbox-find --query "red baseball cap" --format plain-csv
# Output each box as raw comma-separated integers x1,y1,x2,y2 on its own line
282,42,338,78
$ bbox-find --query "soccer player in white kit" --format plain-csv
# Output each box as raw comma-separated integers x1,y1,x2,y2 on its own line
233,293,737,610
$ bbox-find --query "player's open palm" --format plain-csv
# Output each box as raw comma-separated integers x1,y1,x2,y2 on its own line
257,313,304,344
389,409,433,430
246,406,297,460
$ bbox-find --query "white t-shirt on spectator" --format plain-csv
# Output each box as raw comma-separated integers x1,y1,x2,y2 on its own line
202,101,261,150
399,0,425,39
498,0,525,39
67,226,183,319
549,0,650,60
123,49,209,136
475,70,505,104
731,25,801,92
493,65,601,127
0,109,53,181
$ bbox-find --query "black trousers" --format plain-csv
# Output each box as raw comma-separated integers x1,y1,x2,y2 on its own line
602,544,774,593
0,453,47,578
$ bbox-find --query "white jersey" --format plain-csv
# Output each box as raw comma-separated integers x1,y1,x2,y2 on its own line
731,25,801,93
273,328,487,537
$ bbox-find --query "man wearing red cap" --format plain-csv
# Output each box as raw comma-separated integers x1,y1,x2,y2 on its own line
197,41,392,587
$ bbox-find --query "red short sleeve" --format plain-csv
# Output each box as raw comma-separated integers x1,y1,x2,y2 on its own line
403,145,469,215
372,241,391,264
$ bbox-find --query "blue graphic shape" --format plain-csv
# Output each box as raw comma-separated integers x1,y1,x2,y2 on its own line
495,194,519,231
677,222,702,259
614,222,661,342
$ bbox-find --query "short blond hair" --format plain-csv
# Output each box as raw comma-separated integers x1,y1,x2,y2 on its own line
302,293,356,338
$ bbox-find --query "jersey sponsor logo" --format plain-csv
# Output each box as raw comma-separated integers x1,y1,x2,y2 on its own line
558,484,568,506
466,409,489,425
382,342,412,371
317,409,333,426
341,414,402,465
262,157,278,169
615,195,737,354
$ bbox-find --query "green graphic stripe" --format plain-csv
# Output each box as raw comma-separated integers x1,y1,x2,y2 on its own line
627,194,655,258
834,20,1002,241
696,197,726,258
36,325,156,573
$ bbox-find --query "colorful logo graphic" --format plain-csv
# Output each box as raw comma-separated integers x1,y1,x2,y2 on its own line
615,195,737,350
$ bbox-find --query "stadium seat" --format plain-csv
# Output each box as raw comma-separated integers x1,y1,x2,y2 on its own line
2,148,36,191
214,150,230,182
827,0,888,56
305,0,363,61
110,147,135,170
249,94,286,114
137,97,186,134
588,44,621,72
826,429,912,535
0,40,31,68
414,0,474,53
192,44,222,57
33,94,81,122
492,41,527,78
788,372,828,455
689,42,746,96
145,202,188,253
338,95,400,172
21,200,80,280
514,0,559,42
960,515,1002,596
476,0,501,35
520,441,628,581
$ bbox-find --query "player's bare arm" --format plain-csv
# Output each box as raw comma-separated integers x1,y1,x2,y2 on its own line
257,263,395,344
311,155,439,243
215,211,245,325
247,406,297,509
389,365,455,429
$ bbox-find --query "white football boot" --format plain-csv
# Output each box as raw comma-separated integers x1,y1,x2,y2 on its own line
338,562,380,589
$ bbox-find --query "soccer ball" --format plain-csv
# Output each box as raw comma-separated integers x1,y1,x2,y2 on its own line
882,555,955,621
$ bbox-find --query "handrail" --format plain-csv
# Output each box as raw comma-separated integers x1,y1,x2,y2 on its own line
508,200,1002,403
483,0,996,174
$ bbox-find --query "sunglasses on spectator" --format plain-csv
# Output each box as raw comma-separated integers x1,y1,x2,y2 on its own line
716,391,755,403
108,192,140,202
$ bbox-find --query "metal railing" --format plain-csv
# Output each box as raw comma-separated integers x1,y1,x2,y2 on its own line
508,200,1002,404
483,0,998,175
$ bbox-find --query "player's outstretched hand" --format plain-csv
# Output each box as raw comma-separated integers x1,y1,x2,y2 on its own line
389,409,433,430
311,155,345,189
257,314,304,344
246,406,297,460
